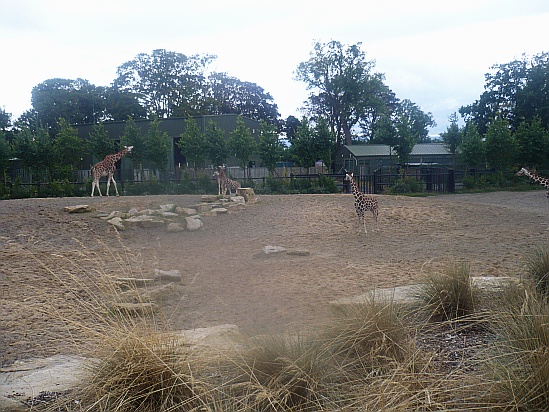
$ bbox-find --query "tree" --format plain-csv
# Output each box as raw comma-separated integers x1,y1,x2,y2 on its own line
228,116,256,176
88,123,114,161
459,122,485,169
12,125,54,181
257,121,283,174
392,114,415,166
0,132,11,184
200,72,280,125
441,113,462,166
121,117,146,175
514,116,549,170
312,117,336,169
103,85,147,121
144,116,171,173
290,117,316,167
205,120,228,167
0,107,11,133
115,49,215,118
177,115,207,170
54,118,85,178
485,117,518,171
397,99,435,143
295,40,388,146
284,115,301,142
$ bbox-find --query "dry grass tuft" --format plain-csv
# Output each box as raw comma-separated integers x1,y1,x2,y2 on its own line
414,261,477,322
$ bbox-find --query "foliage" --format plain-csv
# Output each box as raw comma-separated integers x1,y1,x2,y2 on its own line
12,124,54,181
440,112,462,156
202,72,280,124
257,120,283,174
295,40,388,146
205,120,228,166
459,122,486,169
87,122,114,161
177,115,207,169
228,116,256,174
414,261,477,321
484,117,518,171
144,116,171,172
290,117,335,168
54,118,85,178
114,48,216,118
515,116,549,170
0,132,12,180
121,116,146,169
385,175,424,194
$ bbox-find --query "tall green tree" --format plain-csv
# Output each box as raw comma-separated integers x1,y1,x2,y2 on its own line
228,116,256,176
290,117,316,167
459,122,485,169
295,40,388,146
514,116,549,170
121,117,146,174
257,120,283,174
392,114,415,166
0,133,11,184
397,99,435,143
13,125,54,181
177,115,207,170
312,117,335,168
54,118,85,178
115,49,215,118
485,117,517,171
205,120,228,166
88,123,114,161
144,116,171,173
441,113,462,166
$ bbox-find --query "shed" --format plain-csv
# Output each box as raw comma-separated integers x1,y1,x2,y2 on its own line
335,143,454,173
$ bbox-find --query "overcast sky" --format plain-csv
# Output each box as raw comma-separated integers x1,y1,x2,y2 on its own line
2,0,549,135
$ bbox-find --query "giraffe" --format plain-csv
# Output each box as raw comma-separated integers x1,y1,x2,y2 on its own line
344,172,379,233
90,146,133,197
516,167,549,199
216,165,241,196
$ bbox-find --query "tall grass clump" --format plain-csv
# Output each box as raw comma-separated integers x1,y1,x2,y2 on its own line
236,332,332,411
487,283,549,410
525,244,549,297
20,237,219,411
414,261,477,321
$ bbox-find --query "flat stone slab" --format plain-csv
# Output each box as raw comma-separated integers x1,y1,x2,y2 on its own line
63,204,92,213
116,277,156,288
154,269,182,282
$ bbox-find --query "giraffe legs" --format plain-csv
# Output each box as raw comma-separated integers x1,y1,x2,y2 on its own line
91,179,103,197
106,174,120,196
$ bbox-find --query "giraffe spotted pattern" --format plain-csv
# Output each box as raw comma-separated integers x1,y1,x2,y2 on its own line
345,172,379,233
91,146,133,197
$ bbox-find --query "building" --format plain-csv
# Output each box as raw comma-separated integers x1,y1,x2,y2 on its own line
75,114,261,176
335,143,454,173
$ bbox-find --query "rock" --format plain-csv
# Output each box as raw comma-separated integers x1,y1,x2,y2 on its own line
263,245,287,254
175,324,245,351
0,355,88,408
154,269,182,282
189,203,212,213
185,216,203,231
107,217,125,230
159,204,175,212
161,212,179,217
212,207,228,214
127,207,139,216
167,222,185,232
201,195,218,203
100,210,122,220
176,207,198,215
237,187,257,203
287,250,310,256
230,196,246,204
139,219,164,228
142,283,180,302
63,204,92,213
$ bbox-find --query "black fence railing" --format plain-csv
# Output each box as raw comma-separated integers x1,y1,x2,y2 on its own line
0,168,522,199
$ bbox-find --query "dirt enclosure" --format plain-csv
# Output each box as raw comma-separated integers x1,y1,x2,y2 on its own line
2,191,549,366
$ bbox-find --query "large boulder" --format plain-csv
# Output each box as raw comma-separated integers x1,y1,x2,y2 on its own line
185,216,203,231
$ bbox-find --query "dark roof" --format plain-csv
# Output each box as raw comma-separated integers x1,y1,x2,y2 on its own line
342,143,450,157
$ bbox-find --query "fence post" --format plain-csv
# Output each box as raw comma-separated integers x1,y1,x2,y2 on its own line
448,169,455,193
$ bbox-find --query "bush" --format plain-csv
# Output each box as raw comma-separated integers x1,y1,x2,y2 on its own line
414,261,477,321
386,176,424,194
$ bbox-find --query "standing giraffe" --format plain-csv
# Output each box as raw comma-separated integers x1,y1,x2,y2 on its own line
516,167,549,199
216,165,241,196
345,172,379,233
90,146,133,197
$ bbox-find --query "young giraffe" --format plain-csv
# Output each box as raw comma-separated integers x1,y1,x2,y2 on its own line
90,146,133,197
345,172,379,233
213,166,225,196
516,167,549,199
217,165,241,196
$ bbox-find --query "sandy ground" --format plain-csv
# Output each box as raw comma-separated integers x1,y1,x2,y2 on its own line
2,190,549,366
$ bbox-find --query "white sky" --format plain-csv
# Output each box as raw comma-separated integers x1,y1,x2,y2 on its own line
1,0,549,135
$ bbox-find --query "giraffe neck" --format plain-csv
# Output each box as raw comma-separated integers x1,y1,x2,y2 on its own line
111,148,129,163
525,169,549,187
349,177,361,196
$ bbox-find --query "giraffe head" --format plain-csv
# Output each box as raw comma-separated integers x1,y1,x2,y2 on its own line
516,167,529,176
344,172,354,182
124,146,133,153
